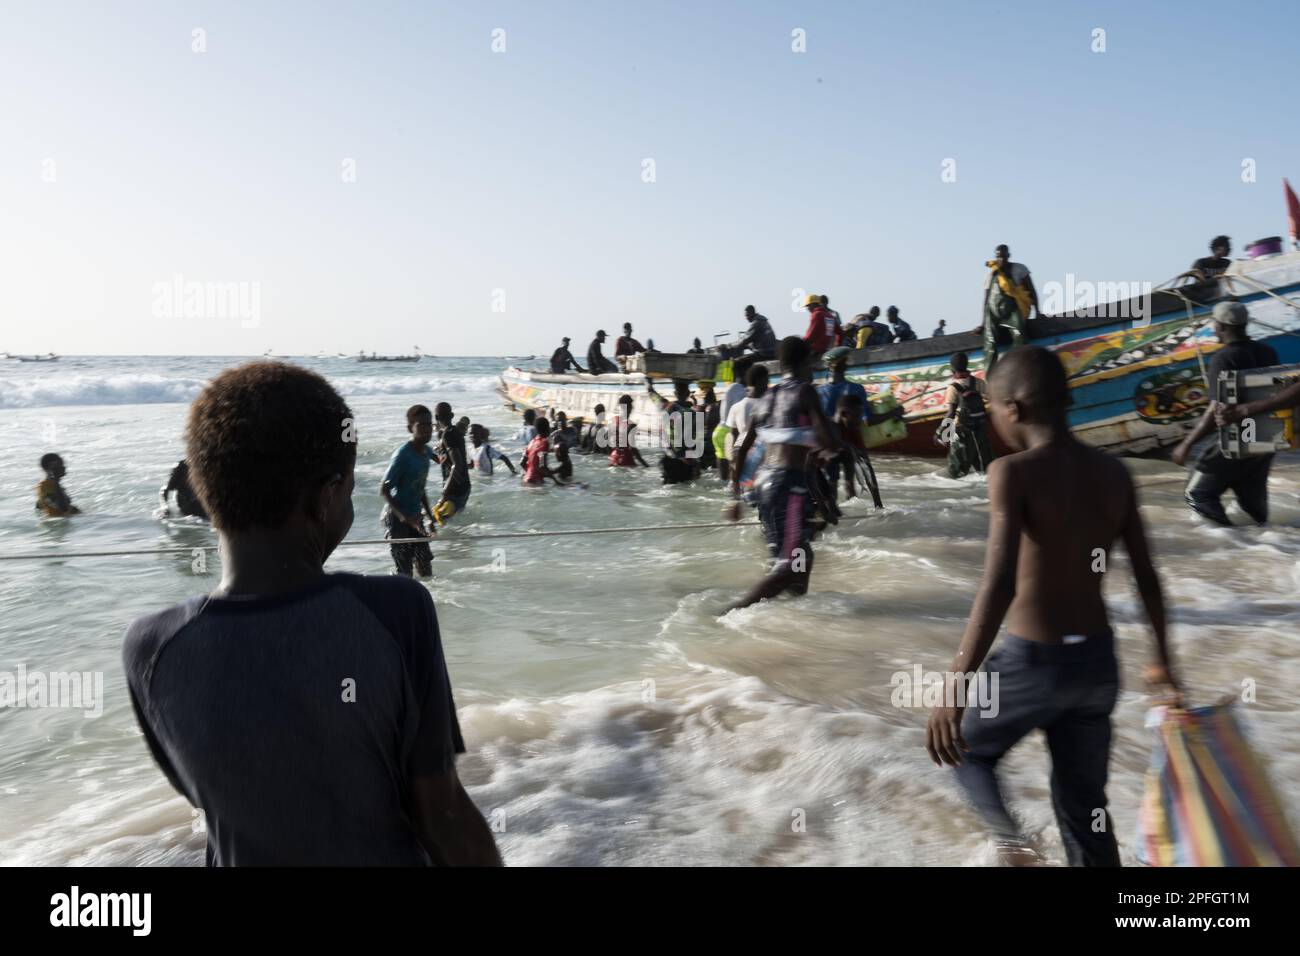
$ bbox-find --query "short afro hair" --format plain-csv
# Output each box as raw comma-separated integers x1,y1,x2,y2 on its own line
987,346,1070,411
186,362,356,531
39,453,62,471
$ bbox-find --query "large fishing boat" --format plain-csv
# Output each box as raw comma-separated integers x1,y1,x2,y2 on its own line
499,250,1300,458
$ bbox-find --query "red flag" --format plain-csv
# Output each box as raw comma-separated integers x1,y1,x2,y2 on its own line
1286,178,1300,244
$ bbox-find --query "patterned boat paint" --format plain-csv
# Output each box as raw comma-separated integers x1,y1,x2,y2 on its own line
502,256,1300,458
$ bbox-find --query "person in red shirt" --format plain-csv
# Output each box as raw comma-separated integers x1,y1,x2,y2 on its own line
523,418,568,486
607,394,650,467
802,293,836,354
615,323,645,360
819,295,844,346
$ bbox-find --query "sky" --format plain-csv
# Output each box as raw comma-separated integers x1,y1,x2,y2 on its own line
3,0,1299,356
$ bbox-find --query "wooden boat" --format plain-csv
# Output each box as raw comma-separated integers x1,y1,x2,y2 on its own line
499,252,1300,457
15,353,59,363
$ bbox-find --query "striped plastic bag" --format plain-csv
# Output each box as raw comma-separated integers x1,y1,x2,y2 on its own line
1136,699,1300,866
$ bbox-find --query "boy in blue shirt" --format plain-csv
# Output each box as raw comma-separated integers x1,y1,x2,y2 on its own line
381,405,437,577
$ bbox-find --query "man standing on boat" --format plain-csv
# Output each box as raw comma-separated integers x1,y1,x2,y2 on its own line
587,329,619,374
801,294,837,356
932,320,947,337
819,295,844,345
737,305,777,359
549,337,586,374
983,244,1039,361
1171,301,1279,526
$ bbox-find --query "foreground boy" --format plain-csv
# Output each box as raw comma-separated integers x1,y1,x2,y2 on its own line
36,453,80,517
925,346,1176,866
381,405,437,577
122,362,500,865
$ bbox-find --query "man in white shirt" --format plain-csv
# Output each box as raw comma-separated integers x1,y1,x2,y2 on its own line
718,356,755,425
724,364,770,464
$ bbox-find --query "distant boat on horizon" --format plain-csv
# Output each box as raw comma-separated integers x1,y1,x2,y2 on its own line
356,346,422,363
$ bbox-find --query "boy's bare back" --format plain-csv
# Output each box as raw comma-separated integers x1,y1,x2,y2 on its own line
991,437,1137,643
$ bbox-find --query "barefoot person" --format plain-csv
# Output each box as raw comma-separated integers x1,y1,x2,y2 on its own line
925,346,1177,866
727,336,839,610
122,362,501,865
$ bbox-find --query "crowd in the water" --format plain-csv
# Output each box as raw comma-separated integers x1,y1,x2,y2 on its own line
27,234,1298,866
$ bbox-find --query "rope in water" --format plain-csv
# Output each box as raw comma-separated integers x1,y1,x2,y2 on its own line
0,516,868,562
0,480,1204,563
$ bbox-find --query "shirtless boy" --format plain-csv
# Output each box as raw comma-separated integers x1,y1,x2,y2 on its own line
925,346,1177,866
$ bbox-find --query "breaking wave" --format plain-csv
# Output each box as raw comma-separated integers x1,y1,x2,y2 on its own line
0,373,502,409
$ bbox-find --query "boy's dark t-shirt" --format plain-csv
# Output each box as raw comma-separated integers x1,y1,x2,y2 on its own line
438,425,471,495
122,573,465,866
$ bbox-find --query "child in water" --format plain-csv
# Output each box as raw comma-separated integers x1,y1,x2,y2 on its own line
380,405,436,577
469,424,516,477
925,346,1177,866
36,453,80,517
522,418,564,486
607,395,650,467
551,412,579,480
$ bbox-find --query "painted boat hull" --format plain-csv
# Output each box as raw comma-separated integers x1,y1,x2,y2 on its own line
500,254,1300,458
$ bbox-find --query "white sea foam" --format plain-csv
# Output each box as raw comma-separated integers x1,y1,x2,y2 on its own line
0,373,501,409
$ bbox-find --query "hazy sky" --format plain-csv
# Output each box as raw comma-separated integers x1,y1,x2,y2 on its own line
4,0,1299,356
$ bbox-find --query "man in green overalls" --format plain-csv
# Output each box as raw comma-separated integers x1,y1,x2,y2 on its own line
941,352,994,478
982,244,1040,369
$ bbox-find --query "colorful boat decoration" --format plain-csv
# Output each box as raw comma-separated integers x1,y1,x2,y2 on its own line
499,252,1300,458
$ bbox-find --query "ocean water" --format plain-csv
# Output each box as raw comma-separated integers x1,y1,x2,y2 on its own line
1,355,1298,866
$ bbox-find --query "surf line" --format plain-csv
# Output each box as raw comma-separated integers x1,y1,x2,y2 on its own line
0,516,886,562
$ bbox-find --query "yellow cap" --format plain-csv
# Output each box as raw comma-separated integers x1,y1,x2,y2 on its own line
804,293,820,307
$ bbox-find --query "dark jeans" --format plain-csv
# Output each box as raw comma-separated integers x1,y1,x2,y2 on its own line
1185,447,1272,526
954,632,1121,867
385,511,432,577
756,467,812,571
